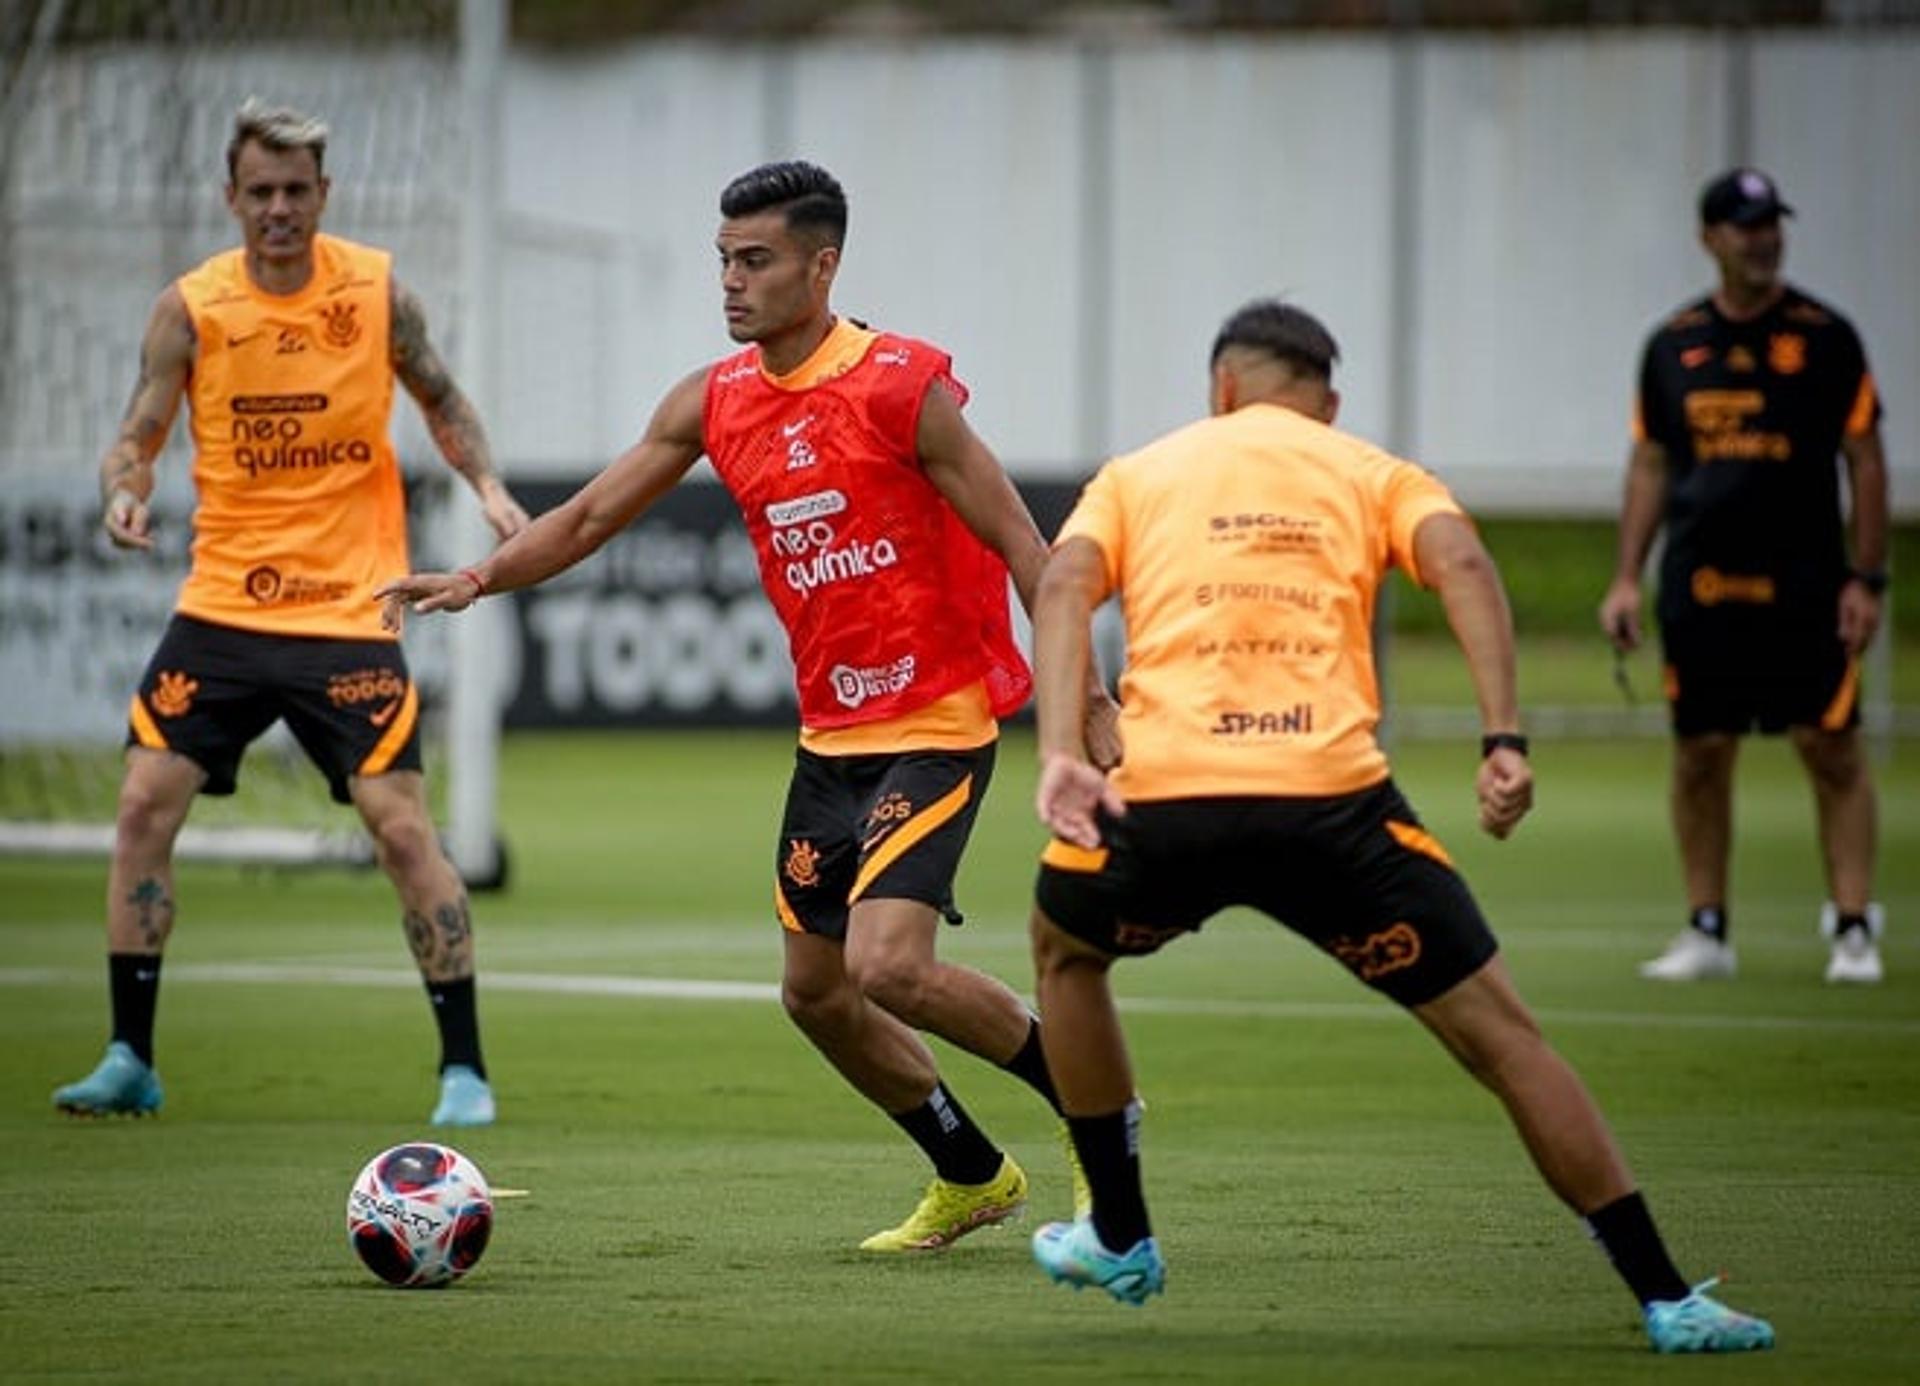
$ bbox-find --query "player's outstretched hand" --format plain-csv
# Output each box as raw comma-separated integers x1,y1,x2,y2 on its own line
478,477,530,541
102,488,154,551
1476,748,1533,840
375,571,481,633
1036,752,1126,849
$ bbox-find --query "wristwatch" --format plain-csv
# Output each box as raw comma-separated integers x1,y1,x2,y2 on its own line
1481,732,1530,758
1849,568,1889,596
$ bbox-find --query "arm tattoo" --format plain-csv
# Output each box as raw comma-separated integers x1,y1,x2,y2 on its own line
391,285,454,405
116,358,154,430
103,299,190,501
422,390,492,480
111,374,172,464
102,450,144,497
392,283,495,484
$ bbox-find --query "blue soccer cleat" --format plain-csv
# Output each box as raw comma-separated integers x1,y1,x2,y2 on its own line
1643,1278,1775,1353
431,1064,496,1127
53,1041,163,1117
1032,1218,1165,1306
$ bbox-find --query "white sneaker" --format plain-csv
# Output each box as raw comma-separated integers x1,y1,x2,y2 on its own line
1639,929,1736,981
1820,902,1885,985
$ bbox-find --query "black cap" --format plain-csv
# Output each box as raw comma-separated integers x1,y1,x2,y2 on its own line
1699,168,1794,227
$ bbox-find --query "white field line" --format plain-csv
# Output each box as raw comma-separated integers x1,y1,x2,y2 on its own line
2,963,1916,1036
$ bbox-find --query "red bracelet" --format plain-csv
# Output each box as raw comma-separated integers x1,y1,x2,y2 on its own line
458,567,488,599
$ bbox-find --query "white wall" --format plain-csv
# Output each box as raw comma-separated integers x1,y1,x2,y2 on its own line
1412,33,1736,508
1105,39,1400,459
479,29,1918,514
9,29,1918,514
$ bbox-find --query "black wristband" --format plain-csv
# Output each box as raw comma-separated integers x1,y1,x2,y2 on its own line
1849,568,1889,596
1481,732,1529,758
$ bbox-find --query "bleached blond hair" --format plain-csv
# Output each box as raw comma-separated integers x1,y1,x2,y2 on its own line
225,97,329,181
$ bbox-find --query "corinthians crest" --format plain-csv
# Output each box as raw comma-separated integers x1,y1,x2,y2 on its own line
784,838,822,888
319,300,361,348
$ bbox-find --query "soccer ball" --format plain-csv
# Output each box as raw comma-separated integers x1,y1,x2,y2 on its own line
346,1142,494,1288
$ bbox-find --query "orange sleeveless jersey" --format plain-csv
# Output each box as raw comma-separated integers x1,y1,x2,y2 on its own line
1059,402,1463,800
173,233,405,639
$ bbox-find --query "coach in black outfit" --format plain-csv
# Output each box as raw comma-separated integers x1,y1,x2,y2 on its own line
1599,167,1890,986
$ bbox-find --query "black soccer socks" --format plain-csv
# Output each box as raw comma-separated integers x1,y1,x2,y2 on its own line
1584,1190,1690,1305
107,952,162,1066
891,1081,1003,1185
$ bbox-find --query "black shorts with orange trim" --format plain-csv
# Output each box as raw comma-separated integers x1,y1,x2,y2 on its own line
1660,614,1859,737
1035,779,1498,1008
772,742,995,942
126,614,422,803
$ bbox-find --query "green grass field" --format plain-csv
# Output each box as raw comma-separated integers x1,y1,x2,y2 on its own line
3,728,1917,1383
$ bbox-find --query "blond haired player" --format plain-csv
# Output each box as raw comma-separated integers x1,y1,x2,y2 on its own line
53,100,527,1126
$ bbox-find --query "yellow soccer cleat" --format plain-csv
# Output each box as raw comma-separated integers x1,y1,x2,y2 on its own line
1061,1122,1093,1222
859,1155,1028,1252
1061,1094,1143,1221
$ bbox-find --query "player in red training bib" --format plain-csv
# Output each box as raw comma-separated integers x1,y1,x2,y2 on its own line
381,160,1119,1251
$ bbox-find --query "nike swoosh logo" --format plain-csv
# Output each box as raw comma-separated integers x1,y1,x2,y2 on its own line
227,331,263,347
370,698,402,728
782,417,813,437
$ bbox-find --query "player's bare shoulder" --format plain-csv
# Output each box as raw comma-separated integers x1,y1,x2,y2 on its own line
650,365,712,451
146,283,198,370
117,283,195,443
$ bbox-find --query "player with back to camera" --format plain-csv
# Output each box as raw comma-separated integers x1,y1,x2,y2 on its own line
1022,298,1775,1353
1601,167,1890,985
380,160,1120,1251
52,99,528,1125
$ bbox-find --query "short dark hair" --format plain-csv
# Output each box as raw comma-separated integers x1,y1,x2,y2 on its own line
1210,299,1340,382
719,161,848,248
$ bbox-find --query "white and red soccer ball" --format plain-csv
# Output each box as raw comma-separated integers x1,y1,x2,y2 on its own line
347,1142,493,1288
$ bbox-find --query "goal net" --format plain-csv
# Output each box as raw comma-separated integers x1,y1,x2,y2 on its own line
0,0,502,876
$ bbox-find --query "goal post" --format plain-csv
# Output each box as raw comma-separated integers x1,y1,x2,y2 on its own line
446,0,506,888
0,0,509,883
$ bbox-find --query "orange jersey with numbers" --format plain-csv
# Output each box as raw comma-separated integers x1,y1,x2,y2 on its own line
1059,402,1463,800
173,233,405,639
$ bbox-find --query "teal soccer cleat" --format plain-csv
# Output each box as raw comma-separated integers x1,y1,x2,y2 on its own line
1032,1219,1165,1306
431,1065,496,1127
1643,1278,1775,1353
53,1041,163,1117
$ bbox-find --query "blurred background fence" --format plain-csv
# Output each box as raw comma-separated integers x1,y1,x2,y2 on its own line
3,1,1913,804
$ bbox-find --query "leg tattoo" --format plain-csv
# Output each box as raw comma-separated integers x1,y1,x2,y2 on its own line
126,876,174,949
403,909,436,967
435,897,472,957
402,896,473,979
